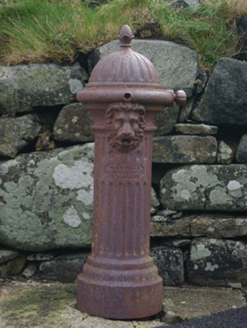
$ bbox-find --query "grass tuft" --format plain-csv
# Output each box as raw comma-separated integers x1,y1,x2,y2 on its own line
201,0,247,17
0,0,246,70
150,0,243,70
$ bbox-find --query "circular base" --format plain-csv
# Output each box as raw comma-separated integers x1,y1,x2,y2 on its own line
77,273,163,319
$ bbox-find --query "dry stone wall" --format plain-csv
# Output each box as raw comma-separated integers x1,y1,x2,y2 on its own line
0,38,247,288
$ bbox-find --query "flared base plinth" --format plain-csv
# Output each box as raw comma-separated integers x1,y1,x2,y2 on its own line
77,273,162,319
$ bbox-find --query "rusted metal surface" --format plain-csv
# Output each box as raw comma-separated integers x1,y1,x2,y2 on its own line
76,25,186,319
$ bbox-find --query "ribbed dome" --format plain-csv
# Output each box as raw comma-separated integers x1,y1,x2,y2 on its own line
77,25,186,107
89,49,159,84
89,25,160,86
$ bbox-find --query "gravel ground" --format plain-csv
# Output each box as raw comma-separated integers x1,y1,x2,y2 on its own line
156,307,247,328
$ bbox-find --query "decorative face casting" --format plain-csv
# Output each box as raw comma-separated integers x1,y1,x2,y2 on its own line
105,102,146,153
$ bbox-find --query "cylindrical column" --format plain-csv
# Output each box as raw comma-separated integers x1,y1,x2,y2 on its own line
77,102,163,319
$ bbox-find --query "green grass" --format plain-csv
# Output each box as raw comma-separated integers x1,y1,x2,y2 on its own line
0,0,94,64
150,0,243,69
0,0,246,71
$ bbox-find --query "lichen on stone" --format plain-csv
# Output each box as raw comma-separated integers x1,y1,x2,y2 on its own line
0,144,95,251
190,243,211,261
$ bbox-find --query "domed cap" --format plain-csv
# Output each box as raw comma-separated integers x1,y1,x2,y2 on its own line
89,25,160,87
77,25,186,107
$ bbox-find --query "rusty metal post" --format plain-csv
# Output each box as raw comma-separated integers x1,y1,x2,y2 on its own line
76,25,186,320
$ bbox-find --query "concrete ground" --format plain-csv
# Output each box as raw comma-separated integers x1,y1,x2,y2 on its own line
0,280,246,328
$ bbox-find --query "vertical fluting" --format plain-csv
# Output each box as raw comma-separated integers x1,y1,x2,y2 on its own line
143,181,150,255
100,180,107,254
145,133,153,254
107,181,113,256
118,182,124,257
91,134,101,256
137,182,142,257
91,131,154,260
146,133,153,182
124,182,129,257
132,180,137,256
135,181,143,256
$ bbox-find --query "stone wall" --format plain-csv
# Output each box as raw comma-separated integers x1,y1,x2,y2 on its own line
0,38,247,288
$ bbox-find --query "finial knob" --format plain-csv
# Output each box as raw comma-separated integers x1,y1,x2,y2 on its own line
118,25,134,48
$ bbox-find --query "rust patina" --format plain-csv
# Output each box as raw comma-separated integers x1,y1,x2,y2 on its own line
76,25,186,320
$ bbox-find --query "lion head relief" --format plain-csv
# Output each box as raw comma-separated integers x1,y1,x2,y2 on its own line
105,102,146,153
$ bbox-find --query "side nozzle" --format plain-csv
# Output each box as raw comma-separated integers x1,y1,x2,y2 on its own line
174,90,187,106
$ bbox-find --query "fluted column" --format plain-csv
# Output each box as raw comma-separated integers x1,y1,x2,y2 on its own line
77,105,163,319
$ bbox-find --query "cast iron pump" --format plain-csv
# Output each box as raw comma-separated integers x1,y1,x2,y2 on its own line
76,25,186,320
